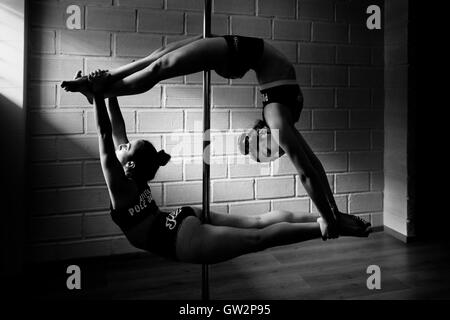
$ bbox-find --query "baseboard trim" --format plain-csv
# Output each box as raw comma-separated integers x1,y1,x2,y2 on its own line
372,225,384,233
384,225,414,243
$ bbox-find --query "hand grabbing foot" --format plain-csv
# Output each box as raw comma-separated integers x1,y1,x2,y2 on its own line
317,217,338,241
87,68,111,93
61,71,94,104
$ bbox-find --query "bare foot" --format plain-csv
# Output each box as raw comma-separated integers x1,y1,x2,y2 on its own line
337,213,372,237
61,71,93,104
317,217,328,241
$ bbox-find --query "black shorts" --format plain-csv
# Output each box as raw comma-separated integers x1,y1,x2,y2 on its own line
146,206,196,260
260,83,304,125
214,35,264,79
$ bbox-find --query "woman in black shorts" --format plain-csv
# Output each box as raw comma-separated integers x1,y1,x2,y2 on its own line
62,35,371,264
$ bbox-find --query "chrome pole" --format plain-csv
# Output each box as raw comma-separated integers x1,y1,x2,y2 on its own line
202,0,212,301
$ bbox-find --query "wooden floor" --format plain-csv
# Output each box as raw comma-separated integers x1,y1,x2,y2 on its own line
28,231,450,300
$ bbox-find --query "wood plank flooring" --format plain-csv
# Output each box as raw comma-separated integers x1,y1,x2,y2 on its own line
26,232,450,300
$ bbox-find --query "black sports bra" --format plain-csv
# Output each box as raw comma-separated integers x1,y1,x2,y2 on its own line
110,187,159,231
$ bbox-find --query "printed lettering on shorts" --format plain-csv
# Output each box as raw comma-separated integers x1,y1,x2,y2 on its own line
261,92,268,103
127,189,153,217
166,208,182,230
233,36,239,49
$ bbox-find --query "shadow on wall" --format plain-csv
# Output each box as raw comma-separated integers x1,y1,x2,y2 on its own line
0,94,26,274
27,105,132,260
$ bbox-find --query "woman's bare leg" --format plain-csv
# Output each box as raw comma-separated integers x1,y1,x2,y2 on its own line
98,37,229,98
61,35,203,100
98,34,204,85
176,216,323,264
193,208,319,229
62,37,228,99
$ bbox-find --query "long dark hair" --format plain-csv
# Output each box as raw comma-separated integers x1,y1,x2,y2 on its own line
124,140,171,184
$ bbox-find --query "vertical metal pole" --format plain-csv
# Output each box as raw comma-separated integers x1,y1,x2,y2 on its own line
202,0,212,301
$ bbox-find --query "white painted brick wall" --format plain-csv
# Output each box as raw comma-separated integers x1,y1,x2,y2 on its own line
302,88,334,108
118,89,162,107
138,10,184,34
29,84,57,108
31,111,84,135
57,137,100,160
31,137,57,162
258,0,296,18
28,0,384,261
230,110,261,129
273,156,297,176
86,7,135,32
60,30,111,56
298,0,335,21
31,163,83,188
273,20,311,41
116,0,163,9
299,43,335,64
229,158,271,178
186,13,229,35
312,22,348,43
267,40,297,63
30,30,56,54
336,88,372,108
312,66,348,87
336,45,371,65
213,179,254,202
349,192,383,214
256,177,295,199
335,172,370,194
83,161,106,186
231,16,272,39
137,110,184,133
165,181,202,206
184,157,228,180
215,0,255,15
185,110,229,131
29,56,83,81
335,130,371,151
212,87,254,107
153,160,183,182
86,110,136,134
312,110,348,130
165,86,203,108
115,33,162,57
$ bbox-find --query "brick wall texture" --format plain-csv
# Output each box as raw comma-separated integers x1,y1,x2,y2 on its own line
28,0,384,262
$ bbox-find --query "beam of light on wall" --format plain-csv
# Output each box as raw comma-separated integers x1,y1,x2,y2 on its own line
0,1,24,107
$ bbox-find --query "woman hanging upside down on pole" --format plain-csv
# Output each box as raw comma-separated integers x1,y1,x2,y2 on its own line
61,34,371,264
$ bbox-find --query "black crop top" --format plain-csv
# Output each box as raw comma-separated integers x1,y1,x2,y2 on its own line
110,187,158,231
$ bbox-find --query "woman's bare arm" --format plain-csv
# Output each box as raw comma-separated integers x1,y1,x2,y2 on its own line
106,97,128,148
93,95,128,196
